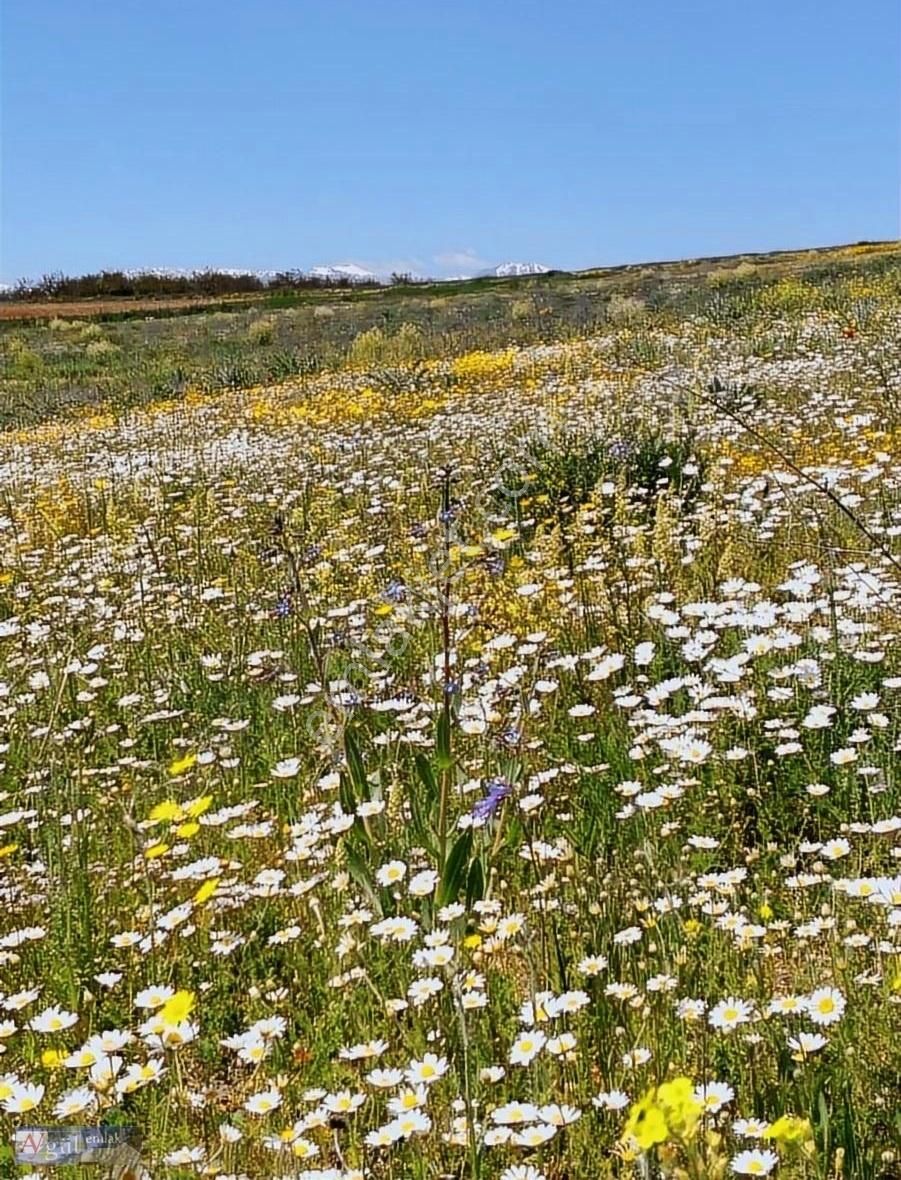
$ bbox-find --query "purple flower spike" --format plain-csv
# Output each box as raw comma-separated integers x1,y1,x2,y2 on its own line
472,779,512,821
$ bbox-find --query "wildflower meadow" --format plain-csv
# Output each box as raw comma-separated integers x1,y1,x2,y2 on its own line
0,249,899,1178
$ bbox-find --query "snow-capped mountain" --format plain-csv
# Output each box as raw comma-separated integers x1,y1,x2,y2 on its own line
114,265,383,285
121,267,282,281
308,263,380,284
479,262,552,278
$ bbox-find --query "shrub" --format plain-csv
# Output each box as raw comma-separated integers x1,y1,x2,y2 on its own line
85,338,120,359
348,323,424,366
2,337,45,378
606,293,647,324
246,316,278,346
349,327,389,366
494,428,707,538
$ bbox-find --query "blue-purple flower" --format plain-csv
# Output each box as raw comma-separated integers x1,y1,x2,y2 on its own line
384,579,407,603
608,438,633,462
472,779,513,821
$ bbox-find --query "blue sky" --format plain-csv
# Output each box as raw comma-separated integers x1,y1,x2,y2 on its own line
2,0,899,282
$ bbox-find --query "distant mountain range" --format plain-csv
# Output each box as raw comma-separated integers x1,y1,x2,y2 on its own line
307,263,381,283
121,262,553,283
290,261,553,282
3,262,555,287
477,262,551,277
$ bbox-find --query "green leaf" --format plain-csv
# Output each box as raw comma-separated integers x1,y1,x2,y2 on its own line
814,1085,831,1158
344,844,382,916
412,754,440,849
414,753,439,804
408,777,437,856
435,711,453,770
344,730,370,801
465,855,485,908
438,829,472,906
339,773,357,818
499,756,523,785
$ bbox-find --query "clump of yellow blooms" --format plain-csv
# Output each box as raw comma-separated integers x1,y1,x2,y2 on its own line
451,347,515,384
622,1077,703,1151
621,1082,817,1175
250,381,451,430
619,1077,745,1179
148,792,213,830
759,276,820,312
763,1115,814,1145
715,422,897,482
840,241,898,259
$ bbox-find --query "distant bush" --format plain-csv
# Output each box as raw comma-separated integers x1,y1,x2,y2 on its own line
85,338,119,358
606,294,647,324
349,327,388,366
393,322,424,361
348,322,424,366
759,276,819,312
246,316,278,345
706,266,736,287
2,337,45,378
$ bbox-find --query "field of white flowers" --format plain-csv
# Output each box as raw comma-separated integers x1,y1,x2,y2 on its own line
0,265,899,1178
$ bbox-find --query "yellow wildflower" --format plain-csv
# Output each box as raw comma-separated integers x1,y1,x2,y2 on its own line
168,752,198,777
194,878,219,905
623,1091,669,1150
184,794,213,819
657,1077,702,1137
622,1078,701,1152
149,799,184,824
159,990,195,1027
764,1114,814,1144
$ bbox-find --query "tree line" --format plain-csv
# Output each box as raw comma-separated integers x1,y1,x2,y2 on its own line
1,268,384,302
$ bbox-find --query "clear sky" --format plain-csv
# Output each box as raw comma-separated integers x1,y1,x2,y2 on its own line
2,0,899,282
